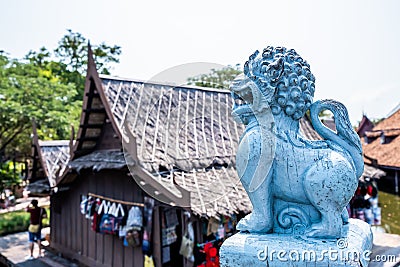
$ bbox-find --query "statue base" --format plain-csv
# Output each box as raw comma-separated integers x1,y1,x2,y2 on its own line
220,219,373,267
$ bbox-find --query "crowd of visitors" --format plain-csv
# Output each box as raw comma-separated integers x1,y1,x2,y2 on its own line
348,179,381,225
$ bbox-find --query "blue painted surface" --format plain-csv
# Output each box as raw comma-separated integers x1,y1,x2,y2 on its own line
229,46,368,239
223,46,373,266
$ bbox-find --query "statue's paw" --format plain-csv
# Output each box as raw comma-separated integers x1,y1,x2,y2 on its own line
236,213,272,233
306,223,340,239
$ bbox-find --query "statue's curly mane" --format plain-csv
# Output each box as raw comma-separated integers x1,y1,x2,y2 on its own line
244,46,315,120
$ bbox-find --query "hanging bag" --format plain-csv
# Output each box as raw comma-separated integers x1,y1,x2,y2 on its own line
127,206,143,229
144,255,155,267
179,235,194,259
80,195,88,215
28,224,40,233
28,208,45,233
99,202,125,235
179,222,194,260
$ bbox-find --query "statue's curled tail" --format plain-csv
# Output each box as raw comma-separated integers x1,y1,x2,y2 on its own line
310,99,364,178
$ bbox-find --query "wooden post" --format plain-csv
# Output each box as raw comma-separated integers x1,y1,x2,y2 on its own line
395,170,399,194
153,206,162,267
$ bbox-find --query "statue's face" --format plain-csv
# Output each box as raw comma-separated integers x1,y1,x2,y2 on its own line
230,74,256,125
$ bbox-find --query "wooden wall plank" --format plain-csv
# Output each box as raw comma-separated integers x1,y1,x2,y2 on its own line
95,173,105,265
51,169,149,267
79,179,91,257
88,172,97,261
112,171,124,267
132,173,144,267
103,172,114,266
60,191,66,251
123,173,134,267
68,187,79,252
152,206,162,267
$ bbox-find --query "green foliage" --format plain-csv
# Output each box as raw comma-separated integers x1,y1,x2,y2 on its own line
187,64,242,89
54,29,121,75
0,29,121,162
0,54,81,157
0,161,23,193
0,207,50,236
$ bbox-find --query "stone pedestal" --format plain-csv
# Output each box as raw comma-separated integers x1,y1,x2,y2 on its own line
220,219,373,267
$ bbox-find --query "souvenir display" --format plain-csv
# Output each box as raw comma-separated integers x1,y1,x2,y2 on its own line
143,196,155,254
79,193,146,249
162,246,171,264
80,193,242,267
144,255,155,267
179,222,194,260
349,181,381,225
161,226,178,246
165,208,179,227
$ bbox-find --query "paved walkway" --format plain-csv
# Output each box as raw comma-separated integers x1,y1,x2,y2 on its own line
0,228,77,267
0,197,50,214
0,227,398,266
370,231,400,267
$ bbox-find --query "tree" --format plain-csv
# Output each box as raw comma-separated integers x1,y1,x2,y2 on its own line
0,53,81,159
0,29,122,161
54,29,121,75
0,161,23,194
187,64,242,89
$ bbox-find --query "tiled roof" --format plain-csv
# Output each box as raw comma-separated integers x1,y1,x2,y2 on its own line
67,47,372,218
100,76,249,217
363,107,400,168
102,77,241,173
30,122,71,191
357,115,374,137
99,75,331,217
38,140,70,187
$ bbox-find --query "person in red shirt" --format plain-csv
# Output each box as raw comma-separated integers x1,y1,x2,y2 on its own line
25,199,47,260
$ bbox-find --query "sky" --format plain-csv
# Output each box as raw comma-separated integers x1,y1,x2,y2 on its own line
1,0,400,125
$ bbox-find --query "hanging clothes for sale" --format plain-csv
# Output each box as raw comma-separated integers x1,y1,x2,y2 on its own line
195,239,221,267
207,217,219,236
165,208,179,227
142,196,155,255
204,242,219,267
91,198,101,232
99,202,126,235
80,195,88,215
123,206,144,247
127,206,143,229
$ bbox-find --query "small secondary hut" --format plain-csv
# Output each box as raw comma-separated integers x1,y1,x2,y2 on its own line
27,123,70,196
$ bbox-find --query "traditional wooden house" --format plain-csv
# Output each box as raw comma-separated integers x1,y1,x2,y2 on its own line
362,106,400,194
357,115,374,138
50,47,353,267
27,123,70,196
50,48,255,267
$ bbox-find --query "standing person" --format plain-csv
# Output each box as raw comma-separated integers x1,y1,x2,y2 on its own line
26,199,47,259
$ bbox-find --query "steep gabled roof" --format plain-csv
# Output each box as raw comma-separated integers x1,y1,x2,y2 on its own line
61,47,343,218
37,140,71,187
100,75,250,217
357,115,374,137
28,123,70,195
363,107,400,168
71,47,120,159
